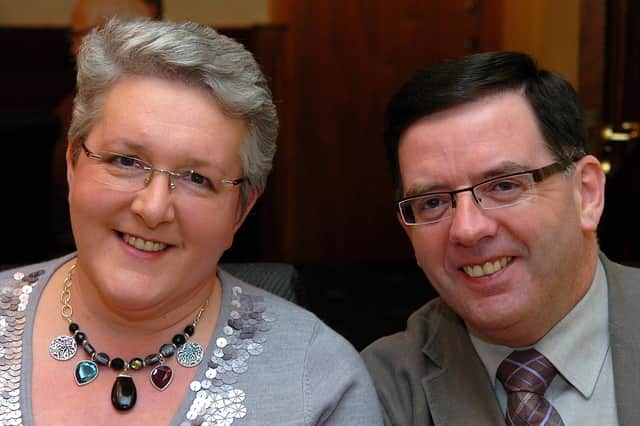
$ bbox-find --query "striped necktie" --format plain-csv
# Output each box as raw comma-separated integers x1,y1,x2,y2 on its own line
496,349,565,426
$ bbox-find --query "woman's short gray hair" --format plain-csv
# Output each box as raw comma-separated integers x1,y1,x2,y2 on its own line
68,18,278,205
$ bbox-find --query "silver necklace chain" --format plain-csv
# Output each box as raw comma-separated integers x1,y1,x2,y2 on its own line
59,263,210,328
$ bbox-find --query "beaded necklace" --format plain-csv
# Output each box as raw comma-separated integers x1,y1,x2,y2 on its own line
48,264,210,411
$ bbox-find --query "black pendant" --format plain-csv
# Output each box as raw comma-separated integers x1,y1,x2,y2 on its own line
111,374,137,411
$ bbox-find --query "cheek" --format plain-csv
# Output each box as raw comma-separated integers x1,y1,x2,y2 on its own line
69,178,99,222
407,228,447,269
68,187,128,246
179,205,239,250
523,195,579,246
69,177,126,218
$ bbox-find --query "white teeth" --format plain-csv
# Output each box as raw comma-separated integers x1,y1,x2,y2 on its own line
122,233,167,252
483,262,495,275
462,257,511,278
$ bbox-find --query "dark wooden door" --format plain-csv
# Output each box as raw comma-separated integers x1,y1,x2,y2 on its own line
271,0,502,263
581,0,640,264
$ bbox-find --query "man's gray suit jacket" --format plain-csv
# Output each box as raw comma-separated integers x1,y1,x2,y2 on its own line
361,253,640,425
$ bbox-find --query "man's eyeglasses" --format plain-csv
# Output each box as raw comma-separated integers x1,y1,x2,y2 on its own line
398,159,574,226
81,143,245,198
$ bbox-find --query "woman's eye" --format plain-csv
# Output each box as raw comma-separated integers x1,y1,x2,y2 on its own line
106,154,143,169
184,171,213,189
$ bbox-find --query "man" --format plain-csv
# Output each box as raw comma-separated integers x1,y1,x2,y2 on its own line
49,0,162,256
362,51,640,425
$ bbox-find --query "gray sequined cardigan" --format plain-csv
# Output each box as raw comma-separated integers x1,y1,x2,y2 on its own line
0,255,382,425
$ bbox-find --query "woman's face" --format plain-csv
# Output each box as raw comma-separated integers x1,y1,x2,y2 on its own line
67,75,255,312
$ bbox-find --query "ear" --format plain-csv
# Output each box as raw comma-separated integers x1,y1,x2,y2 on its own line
573,155,606,232
232,187,259,234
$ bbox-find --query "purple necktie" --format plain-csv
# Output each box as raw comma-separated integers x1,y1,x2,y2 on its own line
496,349,565,426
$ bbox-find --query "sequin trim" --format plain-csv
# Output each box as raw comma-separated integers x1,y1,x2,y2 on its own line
0,271,275,425
0,269,44,425
181,285,276,426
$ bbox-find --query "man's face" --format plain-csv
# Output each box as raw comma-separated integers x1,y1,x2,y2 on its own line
397,92,601,346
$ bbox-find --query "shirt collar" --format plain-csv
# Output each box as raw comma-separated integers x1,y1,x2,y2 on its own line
470,258,609,398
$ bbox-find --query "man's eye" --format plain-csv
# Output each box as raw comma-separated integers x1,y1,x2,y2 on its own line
480,177,531,203
419,196,448,210
424,198,443,209
489,179,524,192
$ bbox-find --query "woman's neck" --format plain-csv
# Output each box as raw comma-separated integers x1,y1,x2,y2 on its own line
52,259,222,357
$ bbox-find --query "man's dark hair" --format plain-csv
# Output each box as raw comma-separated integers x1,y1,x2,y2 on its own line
384,51,587,197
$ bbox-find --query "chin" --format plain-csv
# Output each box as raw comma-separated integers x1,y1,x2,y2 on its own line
462,299,519,329
98,278,166,307
469,306,530,340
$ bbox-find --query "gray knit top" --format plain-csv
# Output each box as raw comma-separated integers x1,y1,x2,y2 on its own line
0,255,382,425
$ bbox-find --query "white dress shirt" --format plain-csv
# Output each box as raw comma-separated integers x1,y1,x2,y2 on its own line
470,259,618,425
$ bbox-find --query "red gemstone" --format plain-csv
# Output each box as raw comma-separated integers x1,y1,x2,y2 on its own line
150,365,173,391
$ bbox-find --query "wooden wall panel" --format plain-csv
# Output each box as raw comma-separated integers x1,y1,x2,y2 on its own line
0,3,504,265
500,0,580,87
270,0,502,263
578,0,606,153
0,27,76,111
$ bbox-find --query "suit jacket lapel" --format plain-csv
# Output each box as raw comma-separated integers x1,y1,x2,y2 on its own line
421,305,505,425
416,254,639,425
603,253,640,424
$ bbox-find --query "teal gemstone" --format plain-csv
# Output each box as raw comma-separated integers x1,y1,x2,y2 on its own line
74,360,99,386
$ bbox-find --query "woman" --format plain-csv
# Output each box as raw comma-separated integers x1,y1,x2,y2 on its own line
1,19,382,425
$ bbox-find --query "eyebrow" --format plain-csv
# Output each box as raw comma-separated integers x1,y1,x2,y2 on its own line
101,140,150,157
480,161,530,179
403,161,531,198
104,140,221,169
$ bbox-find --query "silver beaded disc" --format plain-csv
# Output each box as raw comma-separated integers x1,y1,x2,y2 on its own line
49,335,77,361
177,341,204,367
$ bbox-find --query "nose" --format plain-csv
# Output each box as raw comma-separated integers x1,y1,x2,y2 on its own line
131,171,176,228
448,191,497,246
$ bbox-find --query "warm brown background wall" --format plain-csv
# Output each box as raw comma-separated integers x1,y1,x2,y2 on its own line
3,0,639,348
2,0,592,267
266,0,503,264
0,0,270,26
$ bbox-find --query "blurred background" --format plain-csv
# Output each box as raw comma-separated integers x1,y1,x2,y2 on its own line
1,0,638,349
